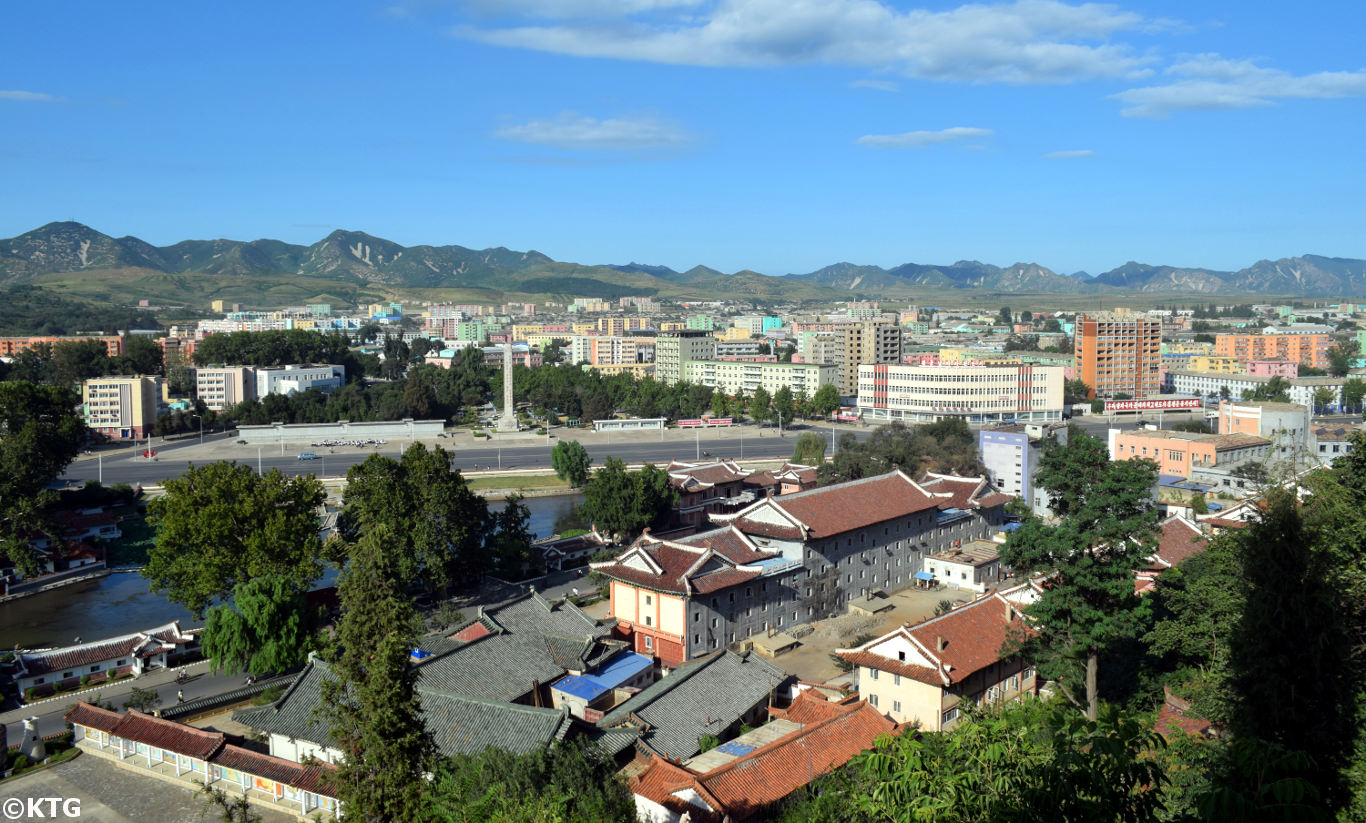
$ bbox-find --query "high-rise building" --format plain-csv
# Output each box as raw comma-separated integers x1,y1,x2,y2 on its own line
1214,332,1332,370
82,376,160,440
836,322,902,397
1074,313,1161,399
655,330,716,385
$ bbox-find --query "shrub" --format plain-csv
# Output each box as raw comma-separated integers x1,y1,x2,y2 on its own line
80,674,91,686
23,687,36,702
10,754,30,772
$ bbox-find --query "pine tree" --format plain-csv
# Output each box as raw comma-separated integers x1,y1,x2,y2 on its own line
323,525,432,822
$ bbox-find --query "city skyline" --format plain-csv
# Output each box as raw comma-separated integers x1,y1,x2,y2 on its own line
3,1,1364,277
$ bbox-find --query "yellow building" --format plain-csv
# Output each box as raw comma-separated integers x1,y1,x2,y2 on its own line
83,376,160,440
1162,341,1214,356
837,586,1036,730
717,326,753,341
587,363,655,379
513,324,547,340
659,321,686,332
1187,355,1243,373
572,322,597,336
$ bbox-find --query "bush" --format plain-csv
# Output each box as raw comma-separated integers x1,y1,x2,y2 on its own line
80,674,90,686
23,687,36,702
9,754,30,772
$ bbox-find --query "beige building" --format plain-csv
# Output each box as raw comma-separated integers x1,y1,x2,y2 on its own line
655,330,716,385
83,376,160,440
856,363,1065,424
836,322,903,396
682,360,836,398
837,585,1037,730
195,366,255,411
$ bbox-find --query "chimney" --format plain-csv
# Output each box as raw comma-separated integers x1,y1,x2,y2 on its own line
936,635,946,652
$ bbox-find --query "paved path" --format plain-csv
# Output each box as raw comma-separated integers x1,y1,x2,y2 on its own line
0,753,295,823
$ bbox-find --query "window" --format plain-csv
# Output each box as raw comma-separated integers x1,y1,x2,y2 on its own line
644,636,653,649
90,666,99,673
711,618,718,628
63,671,73,679
645,594,652,606
893,674,901,686
1024,666,1037,680
942,707,960,724
34,678,44,685
693,611,700,622
868,693,879,708
694,634,701,645
868,668,879,681
644,615,653,626
893,700,902,713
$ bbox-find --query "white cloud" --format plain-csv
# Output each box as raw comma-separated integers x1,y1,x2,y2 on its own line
1112,53,1366,117
453,0,1161,84
857,126,993,148
0,90,57,101
464,0,704,16
495,111,692,150
1044,148,1094,158
851,78,899,92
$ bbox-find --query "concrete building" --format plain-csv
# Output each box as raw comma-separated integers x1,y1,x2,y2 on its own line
592,471,1010,667
836,322,903,397
194,366,255,411
1166,370,1346,408
1074,313,1162,399
682,359,836,398
655,330,716,385
0,335,124,358
82,375,160,440
1216,400,1311,465
978,423,1069,516
1248,358,1299,378
570,335,644,366
254,364,345,397
856,363,1065,424
1215,332,1332,370
1109,429,1271,478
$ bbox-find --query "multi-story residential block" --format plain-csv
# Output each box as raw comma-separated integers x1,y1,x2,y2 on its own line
1166,370,1346,408
194,366,255,411
1185,355,1243,373
0,335,124,358
836,586,1037,731
978,423,1069,516
655,330,716,385
714,341,763,358
682,359,836,398
1109,429,1271,478
1247,358,1299,377
1214,332,1332,370
857,363,1064,424
82,375,160,440
156,336,197,368
1217,400,1311,464
592,471,1009,667
1074,313,1162,398
836,322,903,397
570,335,643,366
597,317,627,337
254,364,344,397
684,315,716,332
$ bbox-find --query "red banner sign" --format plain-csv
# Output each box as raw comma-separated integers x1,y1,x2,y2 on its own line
1104,398,1201,412
706,418,732,426
678,419,704,427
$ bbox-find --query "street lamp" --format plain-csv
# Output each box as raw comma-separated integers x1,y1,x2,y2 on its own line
190,413,203,446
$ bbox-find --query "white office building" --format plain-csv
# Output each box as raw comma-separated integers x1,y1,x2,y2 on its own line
857,364,1065,424
255,364,345,397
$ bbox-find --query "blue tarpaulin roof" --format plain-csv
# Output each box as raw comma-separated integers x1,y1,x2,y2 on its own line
914,571,935,581
1000,522,1022,532
551,651,653,702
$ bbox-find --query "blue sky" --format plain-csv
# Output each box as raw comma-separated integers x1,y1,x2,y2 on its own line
2,1,1364,276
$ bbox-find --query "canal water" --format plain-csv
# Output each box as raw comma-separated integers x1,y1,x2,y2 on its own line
0,493,584,650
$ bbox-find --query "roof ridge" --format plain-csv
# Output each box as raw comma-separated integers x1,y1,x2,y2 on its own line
597,651,724,726
414,686,567,715
694,701,862,780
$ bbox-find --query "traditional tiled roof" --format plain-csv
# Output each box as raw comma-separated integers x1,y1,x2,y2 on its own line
1149,515,1207,569
919,473,1011,511
597,650,792,761
1156,688,1217,740
211,745,338,797
838,593,1027,687
667,460,751,492
19,621,191,677
111,710,226,760
630,693,897,822
63,701,121,733
767,691,859,724
591,526,774,596
747,471,942,539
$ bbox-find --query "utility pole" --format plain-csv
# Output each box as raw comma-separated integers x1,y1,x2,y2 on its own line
98,453,102,484
695,427,700,461
257,447,263,476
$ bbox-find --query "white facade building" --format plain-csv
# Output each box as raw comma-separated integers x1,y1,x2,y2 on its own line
857,364,1065,424
254,364,345,397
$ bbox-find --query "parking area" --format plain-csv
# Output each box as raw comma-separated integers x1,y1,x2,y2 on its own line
0,753,297,823
763,585,979,684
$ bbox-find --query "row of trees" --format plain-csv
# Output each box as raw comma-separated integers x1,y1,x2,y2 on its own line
0,381,87,577
0,335,164,386
817,418,983,485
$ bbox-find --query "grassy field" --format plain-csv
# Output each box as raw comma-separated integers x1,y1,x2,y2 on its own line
464,473,570,493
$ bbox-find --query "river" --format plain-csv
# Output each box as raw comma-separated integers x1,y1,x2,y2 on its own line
0,492,585,650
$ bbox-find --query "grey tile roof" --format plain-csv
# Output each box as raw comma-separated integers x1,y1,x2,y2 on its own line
415,592,612,702
235,658,575,758
595,650,793,761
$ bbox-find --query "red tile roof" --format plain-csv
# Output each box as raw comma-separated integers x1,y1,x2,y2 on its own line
667,460,751,490
729,518,804,540
1156,689,1217,740
211,745,339,797
766,472,941,539
836,650,944,685
769,691,859,724
1150,516,1207,569
64,701,121,733
19,622,189,676
593,527,774,595
631,696,897,821
110,710,226,760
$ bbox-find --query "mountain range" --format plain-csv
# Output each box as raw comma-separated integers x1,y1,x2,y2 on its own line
2,222,1364,308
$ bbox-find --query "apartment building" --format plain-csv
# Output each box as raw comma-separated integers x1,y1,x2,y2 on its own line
682,360,836,398
1217,400,1311,464
254,364,345,397
978,423,1068,516
857,364,1065,424
1166,370,1346,408
1074,313,1162,399
1109,429,1271,478
655,330,716,385
1215,333,1332,370
570,335,643,366
0,335,124,358
82,376,160,440
836,322,903,397
194,366,255,411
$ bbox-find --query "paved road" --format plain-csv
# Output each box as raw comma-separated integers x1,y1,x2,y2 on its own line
2,660,256,742
62,423,855,486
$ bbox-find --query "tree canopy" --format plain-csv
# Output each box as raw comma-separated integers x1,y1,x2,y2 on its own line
202,574,321,676
791,431,827,465
550,440,592,487
0,381,86,576
143,462,326,617
818,419,982,486
578,457,677,542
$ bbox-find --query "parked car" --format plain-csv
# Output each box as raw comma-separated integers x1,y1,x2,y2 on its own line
297,452,319,461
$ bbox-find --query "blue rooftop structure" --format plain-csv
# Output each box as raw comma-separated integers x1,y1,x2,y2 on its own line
551,651,653,703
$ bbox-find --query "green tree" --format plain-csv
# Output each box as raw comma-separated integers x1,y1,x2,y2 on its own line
726,390,746,423
118,334,165,375
323,525,432,823
1189,493,1209,515
1001,430,1161,719
750,386,772,425
579,458,677,542
1044,317,1063,333
710,390,729,419
423,742,634,823
199,785,263,823
123,686,161,713
1063,379,1092,405
540,338,566,365
1326,339,1358,377
144,462,325,617
340,444,489,594
202,575,320,676
1248,376,1291,402
550,440,592,487
0,381,85,576
819,419,982,486
810,382,841,418
488,494,535,577
1341,378,1366,412
791,431,827,465
998,306,1014,325
773,385,795,429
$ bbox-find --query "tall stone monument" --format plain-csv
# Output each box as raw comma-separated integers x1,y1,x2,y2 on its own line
496,343,519,432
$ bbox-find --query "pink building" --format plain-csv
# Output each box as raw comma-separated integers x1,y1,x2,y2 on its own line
1248,358,1298,378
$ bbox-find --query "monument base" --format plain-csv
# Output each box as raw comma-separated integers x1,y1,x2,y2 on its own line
495,414,520,433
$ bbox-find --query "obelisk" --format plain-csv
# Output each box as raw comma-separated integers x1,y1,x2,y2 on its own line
497,342,519,432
